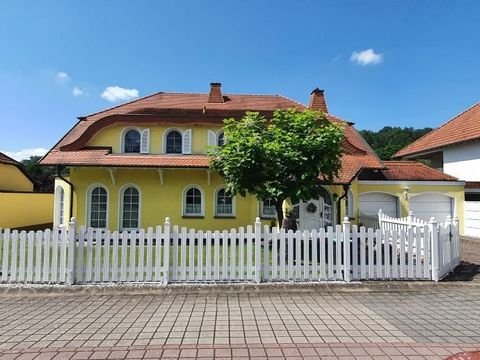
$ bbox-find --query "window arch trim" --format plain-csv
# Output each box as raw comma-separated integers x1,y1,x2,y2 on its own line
163,128,183,154
214,186,236,217
120,127,142,154
182,185,205,217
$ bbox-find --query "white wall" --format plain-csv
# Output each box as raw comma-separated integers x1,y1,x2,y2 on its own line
443,141,480,181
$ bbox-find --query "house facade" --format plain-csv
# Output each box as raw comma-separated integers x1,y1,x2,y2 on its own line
40,83,465,232
395,102,480,236
0,152,53,229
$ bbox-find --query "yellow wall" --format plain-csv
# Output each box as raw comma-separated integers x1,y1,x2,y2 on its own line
0,192,53,229
70,167,262,231
0,163,33,191
88,124,222,154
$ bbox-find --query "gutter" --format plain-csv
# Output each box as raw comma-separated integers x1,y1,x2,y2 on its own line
337,184,350,225
57,166,74,221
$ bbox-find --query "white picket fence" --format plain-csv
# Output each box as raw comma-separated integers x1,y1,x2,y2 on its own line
0,215,460,285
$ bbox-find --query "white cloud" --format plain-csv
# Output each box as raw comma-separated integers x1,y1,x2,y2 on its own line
2,148,49,161
350,49,383,66
101,86,139,102
72,86,85,96
55,72,70,83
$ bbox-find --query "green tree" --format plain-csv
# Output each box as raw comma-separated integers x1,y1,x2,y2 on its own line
359,126,432,160
209,109,344,225
21,156,56,192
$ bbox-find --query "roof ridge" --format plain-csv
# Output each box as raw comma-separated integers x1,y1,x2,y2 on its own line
395,101,480,157
0,151,20,164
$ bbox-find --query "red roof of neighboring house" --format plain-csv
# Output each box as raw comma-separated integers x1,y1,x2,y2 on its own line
380,161,458,181
40,87,385,184
395,102,480,158
0,152,20,166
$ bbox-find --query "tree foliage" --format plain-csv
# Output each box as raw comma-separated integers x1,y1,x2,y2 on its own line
209,109,344,225
359,126,432,160
20,156,56,192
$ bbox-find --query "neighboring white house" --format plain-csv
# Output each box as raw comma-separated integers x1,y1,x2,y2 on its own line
395,102,480,237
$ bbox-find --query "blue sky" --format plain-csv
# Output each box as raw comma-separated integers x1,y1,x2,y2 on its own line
1,1,479,160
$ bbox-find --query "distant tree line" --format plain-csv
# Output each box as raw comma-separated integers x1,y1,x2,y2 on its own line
359,126,432,160
21,156,56,193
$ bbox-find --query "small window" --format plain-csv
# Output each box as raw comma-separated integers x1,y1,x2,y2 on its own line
89,186,108,228
121,187,140,229
216,188,233,216
124,129,141,153
184,187,202,216
166,130,183,154
217,132,225,147
260,198,276,218
55,186,65,226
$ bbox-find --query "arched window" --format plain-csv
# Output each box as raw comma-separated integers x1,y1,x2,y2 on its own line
184,187,203,216
120,186,140,229
166,130,183,154
55,186,65,226
217,132,225,147
88,186,108,228
124,129,141,153
216,188,233,216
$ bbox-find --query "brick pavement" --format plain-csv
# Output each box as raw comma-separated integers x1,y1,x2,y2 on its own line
0,286,479,359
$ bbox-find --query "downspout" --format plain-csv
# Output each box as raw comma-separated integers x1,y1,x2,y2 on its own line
337,184,350,224
57,166,74,221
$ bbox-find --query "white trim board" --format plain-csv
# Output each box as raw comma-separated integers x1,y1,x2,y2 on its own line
358,180,465,186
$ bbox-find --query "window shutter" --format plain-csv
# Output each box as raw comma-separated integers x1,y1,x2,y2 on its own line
207,130,216,147
140,129,150,154
182,129,192,154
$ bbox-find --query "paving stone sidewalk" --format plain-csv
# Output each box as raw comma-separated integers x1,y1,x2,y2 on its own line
0,286,479,359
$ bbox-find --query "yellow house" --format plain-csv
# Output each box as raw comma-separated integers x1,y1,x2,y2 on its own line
0,152,53,229
40,83,465,232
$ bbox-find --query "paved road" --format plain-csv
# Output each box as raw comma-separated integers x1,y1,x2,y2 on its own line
0,286,479,359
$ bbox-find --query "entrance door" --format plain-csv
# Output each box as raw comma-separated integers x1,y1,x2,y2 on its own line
294,187,333,231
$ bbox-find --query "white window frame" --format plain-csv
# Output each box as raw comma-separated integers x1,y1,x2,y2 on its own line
120,127,142,154
182,185,204,217
86,184,109,229
214,186,235,217
54,185,65,226
208,129,225,147
260,198,277,218
163,128,192,154
118,184,141,230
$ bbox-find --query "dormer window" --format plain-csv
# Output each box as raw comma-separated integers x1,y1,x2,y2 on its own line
124,129,141,153
166,130,183,154
122,128,150,154
164,128,192,154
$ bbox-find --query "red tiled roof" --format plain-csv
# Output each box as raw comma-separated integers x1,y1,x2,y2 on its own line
465,181,480,189
40,88,385,183
395,102,480,158
40,149,210,168
380,161,458,181
0,152,20,166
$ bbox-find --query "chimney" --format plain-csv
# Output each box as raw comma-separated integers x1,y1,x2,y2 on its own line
309,88,328,113
208,82,224,103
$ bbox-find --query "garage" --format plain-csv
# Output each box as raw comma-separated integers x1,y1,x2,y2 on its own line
358,192,399,217
409,193,453,223
464,201,480,237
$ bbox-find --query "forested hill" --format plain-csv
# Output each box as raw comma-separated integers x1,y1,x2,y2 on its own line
359,127,433,160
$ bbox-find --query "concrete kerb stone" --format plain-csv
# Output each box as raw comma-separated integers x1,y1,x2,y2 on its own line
0,279,478,298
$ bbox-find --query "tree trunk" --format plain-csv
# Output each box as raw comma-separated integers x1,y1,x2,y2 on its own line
274,200,284,228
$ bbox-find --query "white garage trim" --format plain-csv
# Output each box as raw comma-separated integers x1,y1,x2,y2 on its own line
464,201,480,238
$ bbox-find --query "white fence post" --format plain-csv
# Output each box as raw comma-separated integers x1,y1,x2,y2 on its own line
429,217,439,282
452,216,460,265
254,217,262,283
408,211,415,230
343,217,351,282
66,217,77,285
163,217,171,285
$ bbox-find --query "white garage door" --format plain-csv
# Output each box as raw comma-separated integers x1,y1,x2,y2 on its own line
464,201,480,237
410,193,453,223
359,193,399,217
